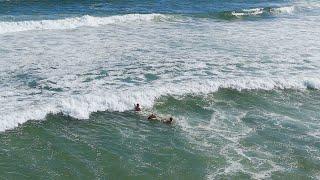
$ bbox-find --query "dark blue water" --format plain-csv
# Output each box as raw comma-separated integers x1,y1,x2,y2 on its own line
0,0,293,20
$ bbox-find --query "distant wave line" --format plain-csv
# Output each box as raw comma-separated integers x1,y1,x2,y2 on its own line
0,13,169,34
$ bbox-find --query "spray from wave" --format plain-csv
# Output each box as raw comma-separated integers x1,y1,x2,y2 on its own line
0,13,168,34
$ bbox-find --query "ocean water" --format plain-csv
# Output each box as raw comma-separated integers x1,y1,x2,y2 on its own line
0,0,320,179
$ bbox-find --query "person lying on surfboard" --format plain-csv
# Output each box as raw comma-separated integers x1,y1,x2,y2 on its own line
147,113,157,120
148,114,174,124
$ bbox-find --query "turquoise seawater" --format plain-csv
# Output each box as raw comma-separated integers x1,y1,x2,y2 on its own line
0,0,320,179
1,90,320,179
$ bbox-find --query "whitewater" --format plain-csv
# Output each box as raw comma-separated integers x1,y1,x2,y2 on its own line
0,3,320,131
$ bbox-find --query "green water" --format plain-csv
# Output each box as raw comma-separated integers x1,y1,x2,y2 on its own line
0,89,319,179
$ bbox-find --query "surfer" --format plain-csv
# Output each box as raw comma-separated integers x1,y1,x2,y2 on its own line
134,103,141,111
163,117,173,124
147,114,157,120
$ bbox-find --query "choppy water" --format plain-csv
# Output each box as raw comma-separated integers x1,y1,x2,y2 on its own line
0,0,320,179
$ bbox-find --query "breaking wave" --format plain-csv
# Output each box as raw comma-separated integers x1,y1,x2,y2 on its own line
1,77,319,132
0,13,169,34
0,6,297,34
229,6,295,17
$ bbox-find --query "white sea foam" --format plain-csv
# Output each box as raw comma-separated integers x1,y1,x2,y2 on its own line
232,8,264,16
0,13,167,34
307,131,320,139
202,107,285,179
231,6,295,17
0,7,319,133
270,6,295,14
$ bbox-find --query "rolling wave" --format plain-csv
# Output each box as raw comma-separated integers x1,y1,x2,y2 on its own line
0,13,168,34
1,77,319,132
213,6,296,19
230,6,295,17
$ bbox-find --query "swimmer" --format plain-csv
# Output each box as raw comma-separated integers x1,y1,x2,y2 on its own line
134,103,141,112
163,117,173,124
147,114,157,120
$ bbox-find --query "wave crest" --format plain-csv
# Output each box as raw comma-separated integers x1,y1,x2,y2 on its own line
1,77,320,132
230,6,295,17
0,13,168,34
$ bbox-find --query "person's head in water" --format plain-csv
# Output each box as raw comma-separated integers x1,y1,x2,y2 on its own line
169,117,173,122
